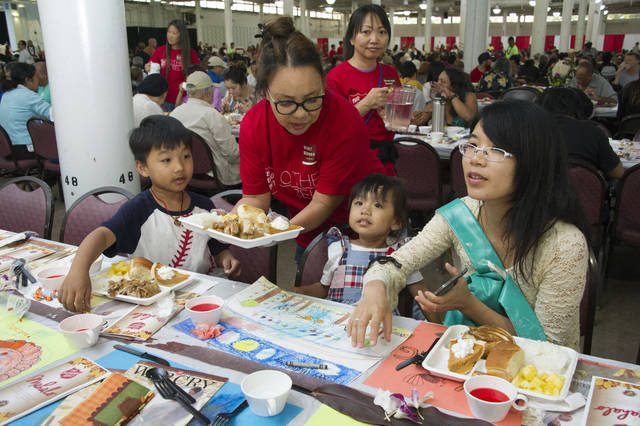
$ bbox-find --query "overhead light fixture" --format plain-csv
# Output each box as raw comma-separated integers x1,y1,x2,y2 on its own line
325,6,333,12
552,11,560,16
595,0,601,3
603,9,608,14
600,4,605,10
404,10,411,16
326,0,335,4
493,6,501,14
529,0,535,6
11,10,18,16
419,3,427,10
275,1,283,7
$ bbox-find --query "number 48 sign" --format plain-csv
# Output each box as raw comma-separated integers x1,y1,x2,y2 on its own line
64,176,78,186
119,171,135,184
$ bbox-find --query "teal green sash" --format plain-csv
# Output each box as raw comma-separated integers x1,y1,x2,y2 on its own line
436,199,547,341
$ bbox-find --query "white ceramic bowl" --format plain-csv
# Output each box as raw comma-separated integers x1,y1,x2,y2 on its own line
37,266,70,290
241,370,292,416
447,126,464,138
418,125,432,134
429,131,444,143
185,295,225,326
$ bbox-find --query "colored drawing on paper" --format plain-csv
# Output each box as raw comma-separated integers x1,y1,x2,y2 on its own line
0,340,42,382
226,278,410,357
0,312,78,387
174,318,361,384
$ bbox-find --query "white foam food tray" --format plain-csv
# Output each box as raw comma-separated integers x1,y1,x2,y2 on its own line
91,265,195,306
178,216,303,249
422,325,578,402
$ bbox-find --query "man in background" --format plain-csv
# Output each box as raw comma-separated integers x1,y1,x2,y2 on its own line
470,52,492,83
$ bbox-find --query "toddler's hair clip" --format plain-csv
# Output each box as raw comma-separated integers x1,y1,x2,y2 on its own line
368,256,402,270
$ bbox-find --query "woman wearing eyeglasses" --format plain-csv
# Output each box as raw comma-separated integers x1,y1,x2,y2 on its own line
347,100,589,350
236,17,384,257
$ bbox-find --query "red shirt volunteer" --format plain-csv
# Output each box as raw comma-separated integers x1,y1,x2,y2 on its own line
149,46,200,104
326,61,400,175
470,66,485,83
239,90,384,247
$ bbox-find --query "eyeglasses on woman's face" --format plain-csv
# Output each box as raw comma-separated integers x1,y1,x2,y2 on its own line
459,142,514,162
266,89,325,115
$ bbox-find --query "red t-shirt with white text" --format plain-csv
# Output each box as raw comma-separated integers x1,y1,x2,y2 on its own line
326,61,400,142
239,90,384,247
149,46,200,103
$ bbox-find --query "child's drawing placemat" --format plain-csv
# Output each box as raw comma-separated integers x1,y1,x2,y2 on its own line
0,311,78,387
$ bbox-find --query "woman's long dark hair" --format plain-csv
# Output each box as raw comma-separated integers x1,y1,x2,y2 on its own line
441,68,469,99
165,20,191,78
343,4,391,61
474,100,587,277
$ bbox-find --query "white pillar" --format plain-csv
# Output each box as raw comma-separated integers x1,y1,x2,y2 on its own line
2,2,17,51
585,0,595,48
195,0,203,46
559,0,573,52
224,0,232,48
502,12,507,37
371,0,381,5
258,3,263,24
425,0,433,53
37,0,139,207
283,0,293,16
300,0,309,37
575,0,587,50
463,0,488,74
531,0,549,56
591,8,602,50
352,0,358,13
459,0,466,51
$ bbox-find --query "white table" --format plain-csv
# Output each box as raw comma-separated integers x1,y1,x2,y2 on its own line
593,105,618,118
610,139,640,169
4,246,640,425
394,133,463,159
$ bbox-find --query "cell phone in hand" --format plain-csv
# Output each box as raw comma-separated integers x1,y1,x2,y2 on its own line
434,267,468,296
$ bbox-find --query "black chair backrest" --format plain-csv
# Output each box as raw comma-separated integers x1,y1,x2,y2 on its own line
295,231,329,287
449,145,467,201
27,118,58,160
611,163,640,246
568,161,608,249
0,123,16,166
189,131,218,180
499,86,541,102
617,113,640,139
394,137,442,212
580,248,598,355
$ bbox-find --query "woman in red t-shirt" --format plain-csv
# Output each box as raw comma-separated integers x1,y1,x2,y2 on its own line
326,5,400,176
236,17,384,259
147,20,199,111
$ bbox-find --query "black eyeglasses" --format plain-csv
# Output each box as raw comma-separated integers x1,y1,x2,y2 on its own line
267,89,325,115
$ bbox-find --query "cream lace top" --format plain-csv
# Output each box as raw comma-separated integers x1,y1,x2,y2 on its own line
364,197,588,350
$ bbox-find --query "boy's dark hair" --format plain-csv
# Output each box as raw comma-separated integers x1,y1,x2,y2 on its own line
129,115,192,163
399,60,417,78
349,173,408,235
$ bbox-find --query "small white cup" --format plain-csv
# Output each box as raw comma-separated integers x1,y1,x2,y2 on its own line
241,370,292,416
59,313,106,348
447,126,464,138
418,125,431,134
37,266,69,290
429,131,444,143
185,295,224,327
408,124,417,133
464,375,528,422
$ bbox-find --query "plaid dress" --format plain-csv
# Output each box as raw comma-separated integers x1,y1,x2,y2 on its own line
326,227,395,305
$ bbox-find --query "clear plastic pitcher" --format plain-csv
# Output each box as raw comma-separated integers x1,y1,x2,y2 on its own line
384,86,416,132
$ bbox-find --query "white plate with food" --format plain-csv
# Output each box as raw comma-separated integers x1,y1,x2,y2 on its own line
423,325,578,402
91,257,195,305
179,205,303,249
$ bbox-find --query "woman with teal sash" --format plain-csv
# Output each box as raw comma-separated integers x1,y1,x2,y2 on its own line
348,100,589,351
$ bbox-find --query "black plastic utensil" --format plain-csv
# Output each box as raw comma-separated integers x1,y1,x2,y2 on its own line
146,367,196,404
146,368,208,425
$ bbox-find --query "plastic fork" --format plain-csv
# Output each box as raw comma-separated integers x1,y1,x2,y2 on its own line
212,400,248,426
147,371,209,425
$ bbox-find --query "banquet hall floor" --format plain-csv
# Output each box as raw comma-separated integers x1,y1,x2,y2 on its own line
14,183,640,364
